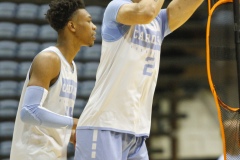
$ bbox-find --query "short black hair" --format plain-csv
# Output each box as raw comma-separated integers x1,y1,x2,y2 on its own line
46,0,85,32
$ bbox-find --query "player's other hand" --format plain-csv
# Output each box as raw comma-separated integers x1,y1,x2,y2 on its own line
70,118,78,145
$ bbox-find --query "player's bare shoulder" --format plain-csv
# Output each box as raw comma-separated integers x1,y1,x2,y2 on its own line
33,51,61,72
28,50,61,88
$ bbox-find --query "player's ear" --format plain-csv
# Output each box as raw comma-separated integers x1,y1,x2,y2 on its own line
67,21,76,32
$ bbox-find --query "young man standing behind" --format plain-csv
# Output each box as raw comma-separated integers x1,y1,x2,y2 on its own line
10,0,96,159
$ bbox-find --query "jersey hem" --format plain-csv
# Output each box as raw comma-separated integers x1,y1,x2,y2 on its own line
76,126,149,137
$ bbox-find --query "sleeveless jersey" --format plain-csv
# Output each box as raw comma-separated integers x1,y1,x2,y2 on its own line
77,0,171,137
10,46,78,160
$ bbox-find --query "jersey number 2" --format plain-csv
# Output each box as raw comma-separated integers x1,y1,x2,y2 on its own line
143,57,155,76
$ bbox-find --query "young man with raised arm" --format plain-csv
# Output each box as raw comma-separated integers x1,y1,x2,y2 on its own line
74,0,204,159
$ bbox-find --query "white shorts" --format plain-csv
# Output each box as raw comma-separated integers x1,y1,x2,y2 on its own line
74,129,149,160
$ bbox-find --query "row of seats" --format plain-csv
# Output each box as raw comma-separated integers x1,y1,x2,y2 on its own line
0,61,99,79
0,22,57,41
0,22,102,42
0,140,11,159
0,80,95,99
0,100,18,120
0,41,55,59
0,41,101,61
0,2,48,21
0,2,105,24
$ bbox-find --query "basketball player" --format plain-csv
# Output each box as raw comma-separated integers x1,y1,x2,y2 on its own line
10,0,96,159
74,0,204,159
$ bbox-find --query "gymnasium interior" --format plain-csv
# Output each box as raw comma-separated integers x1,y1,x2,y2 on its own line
0,0,225,160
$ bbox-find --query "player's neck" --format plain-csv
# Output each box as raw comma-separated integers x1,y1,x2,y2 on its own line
56,39,79,65
132,0,140,2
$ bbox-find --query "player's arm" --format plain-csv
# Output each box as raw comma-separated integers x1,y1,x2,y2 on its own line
167,0,204,32
20,51,78,129
27,51,60,90
116,0,165,25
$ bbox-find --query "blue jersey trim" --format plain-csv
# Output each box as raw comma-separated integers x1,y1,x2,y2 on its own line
102,0,131,42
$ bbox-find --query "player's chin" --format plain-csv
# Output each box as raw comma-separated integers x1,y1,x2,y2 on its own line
88,41,95,47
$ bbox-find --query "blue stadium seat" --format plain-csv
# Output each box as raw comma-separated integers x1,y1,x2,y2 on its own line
0,100,18,119
0,141,12,157
38,25,57,41
0,22,16,39
79,44,101,61
74,47,87,61
77,80,95,98
18,81,25,96
16,24,39,40
0,61,18,78
73,99,86,117
17,62,31,79
38,4,49,21
17,42,40,59
0,122,14,138
15,3,38,20
0,81,19,98
86,6,104,23
95,24,102,42
81,62,99,79
75,62,84,77
0,41,17,59
0,2,17,19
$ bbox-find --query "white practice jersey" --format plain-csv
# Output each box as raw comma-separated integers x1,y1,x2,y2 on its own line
10,46,77,160
77,0,171,137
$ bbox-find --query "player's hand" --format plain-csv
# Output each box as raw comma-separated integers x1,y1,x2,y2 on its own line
70,128,76,146
70,118,78,145
72,118,78,130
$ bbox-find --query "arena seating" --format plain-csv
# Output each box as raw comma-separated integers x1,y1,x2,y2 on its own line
0,2,16,19
0,41,17,59
0,1,210,160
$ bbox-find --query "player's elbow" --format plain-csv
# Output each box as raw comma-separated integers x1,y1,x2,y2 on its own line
141,11,155,24
20,107,30,123
136,4,156,24
20,107,39,125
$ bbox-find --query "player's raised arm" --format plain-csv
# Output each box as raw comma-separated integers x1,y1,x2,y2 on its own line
116,0,165,25
167,0,204,32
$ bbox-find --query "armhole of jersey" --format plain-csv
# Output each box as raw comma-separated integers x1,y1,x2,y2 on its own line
156,9,171,38
27,64,32,81
72,61,77,75
49,52,61,88
102,24,131,42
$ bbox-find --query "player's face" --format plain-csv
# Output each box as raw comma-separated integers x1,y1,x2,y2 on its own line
72,9,97,47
